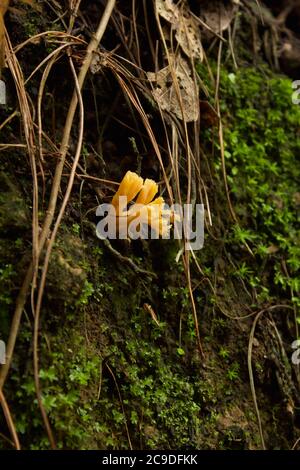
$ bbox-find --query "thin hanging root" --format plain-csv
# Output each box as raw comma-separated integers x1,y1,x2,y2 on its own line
0,0,117,449
154,7,204,359
248,311,266,450
0,22,39,390
184,252,204,359
32,55,84,449
0,389,20,450
247,304,293,451
215,39,237,224
292,436,300,450
32,0,116,448
106,363,133,450
13,30,85,54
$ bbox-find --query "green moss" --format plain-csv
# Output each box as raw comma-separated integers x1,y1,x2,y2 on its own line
197,63,300,318
8,241,205,449
0,172,29,336
0,172,28,233
11,331,101,449
1,55,299,450
221,68,300,313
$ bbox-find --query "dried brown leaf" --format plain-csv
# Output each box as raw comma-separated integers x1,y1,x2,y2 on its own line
200,1,237,35
147,53,199,122
156,0,203,60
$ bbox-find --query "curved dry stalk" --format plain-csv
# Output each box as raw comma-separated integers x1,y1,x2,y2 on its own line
106,363,133,450
154,7,204,358
0,389,21,450
35,0,116,264
0,28,38,391
248,310,266,450
0,0,116,414
0,109,19,131
25,42,76,84
112,68,173,200
33,55,84,449
43,1,68,29
13,31,85,54
72,174,119,186
36,48,64,202
33,0,115,447
2,24,40,382
132,0,141,68
215,39,238,224
292,436,300,450
4,27,39,275
247,306,292,449
68,0,83,32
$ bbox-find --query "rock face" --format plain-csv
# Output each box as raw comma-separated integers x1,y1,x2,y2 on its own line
0,0,299,450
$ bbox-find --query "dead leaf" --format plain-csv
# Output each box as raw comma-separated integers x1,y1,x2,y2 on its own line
200,1,237,35
147,53,199,122
90,53,102,74
90,52,112,74
155,0,203,60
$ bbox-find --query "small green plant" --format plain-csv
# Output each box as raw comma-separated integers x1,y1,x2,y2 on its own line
227,362,240,381
71,223,81,236
76,280,94,306
219,347,230,360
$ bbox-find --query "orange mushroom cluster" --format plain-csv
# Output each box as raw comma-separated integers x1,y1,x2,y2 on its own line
110,171,177,238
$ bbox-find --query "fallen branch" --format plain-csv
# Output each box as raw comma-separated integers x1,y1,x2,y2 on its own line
0,389,20,450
